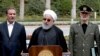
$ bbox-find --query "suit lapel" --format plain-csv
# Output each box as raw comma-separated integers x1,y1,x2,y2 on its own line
77,22,92,36
3,22,9,38
77,23,84,36
10,22,17,38
85,23,92,36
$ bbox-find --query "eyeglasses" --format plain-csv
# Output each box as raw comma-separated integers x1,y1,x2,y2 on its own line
43,18,51,22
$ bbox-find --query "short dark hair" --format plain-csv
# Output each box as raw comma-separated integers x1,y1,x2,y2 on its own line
6,7,16,14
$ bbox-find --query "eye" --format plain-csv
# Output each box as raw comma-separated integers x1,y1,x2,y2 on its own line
43,18,51,22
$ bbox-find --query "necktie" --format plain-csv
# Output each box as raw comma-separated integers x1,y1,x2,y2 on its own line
82,23,87,34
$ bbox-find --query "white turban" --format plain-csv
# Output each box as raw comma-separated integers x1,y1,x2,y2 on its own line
43,9,57,21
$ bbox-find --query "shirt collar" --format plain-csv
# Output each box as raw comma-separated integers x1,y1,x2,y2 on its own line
81,21,88,25
7,21,15,25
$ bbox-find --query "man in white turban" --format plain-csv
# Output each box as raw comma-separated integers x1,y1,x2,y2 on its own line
28,9,68,52
42,9,57,29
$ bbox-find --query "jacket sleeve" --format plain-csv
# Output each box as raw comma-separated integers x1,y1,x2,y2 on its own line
28,30,36,49
20,26,28,53
59,30,68,52
94,25,100,55
28,27,41,50
69,25,75,56
55,26,68,52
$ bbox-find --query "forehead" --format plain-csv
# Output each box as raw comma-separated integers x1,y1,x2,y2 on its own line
7,9,16,13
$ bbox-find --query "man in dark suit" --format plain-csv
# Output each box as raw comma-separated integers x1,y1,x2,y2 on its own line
0,7,27,56
69,5,100,56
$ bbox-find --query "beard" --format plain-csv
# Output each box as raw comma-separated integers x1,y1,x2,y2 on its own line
42,23,53,30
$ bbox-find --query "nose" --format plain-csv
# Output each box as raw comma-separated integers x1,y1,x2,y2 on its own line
11,14,15,16
44,20,48,23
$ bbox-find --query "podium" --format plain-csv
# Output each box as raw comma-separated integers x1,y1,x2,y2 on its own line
28,45,62,56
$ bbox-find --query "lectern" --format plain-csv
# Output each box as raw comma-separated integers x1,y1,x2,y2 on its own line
28,45,62,56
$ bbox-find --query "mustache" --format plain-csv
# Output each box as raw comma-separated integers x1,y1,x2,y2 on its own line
42,23,52,29
11,17,14,19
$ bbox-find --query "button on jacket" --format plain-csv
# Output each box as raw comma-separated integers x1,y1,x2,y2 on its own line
69,22,100,56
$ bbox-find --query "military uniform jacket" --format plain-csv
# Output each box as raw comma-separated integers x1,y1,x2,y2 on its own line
69,22,100,56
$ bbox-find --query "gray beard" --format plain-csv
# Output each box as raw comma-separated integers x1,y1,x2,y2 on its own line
42,23,52,30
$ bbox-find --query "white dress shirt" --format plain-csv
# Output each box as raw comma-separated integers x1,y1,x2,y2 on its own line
7,21,15,37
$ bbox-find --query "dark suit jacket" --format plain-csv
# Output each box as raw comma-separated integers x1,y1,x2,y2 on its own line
0,21,27,56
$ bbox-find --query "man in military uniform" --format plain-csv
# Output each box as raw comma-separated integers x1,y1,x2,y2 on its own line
69,5,100,56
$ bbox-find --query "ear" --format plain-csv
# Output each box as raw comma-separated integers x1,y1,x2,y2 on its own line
53,20,55,22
